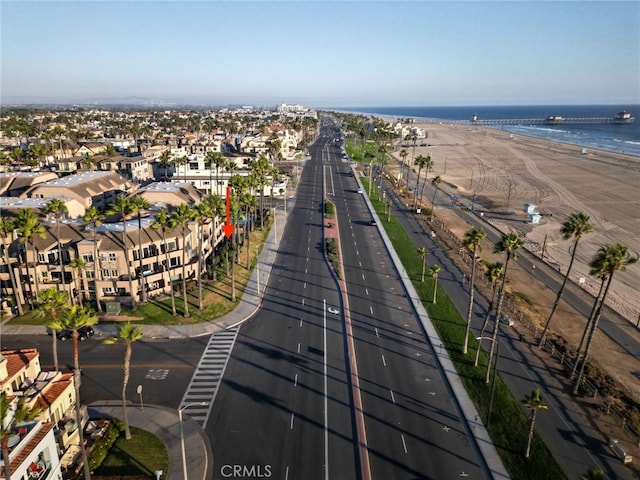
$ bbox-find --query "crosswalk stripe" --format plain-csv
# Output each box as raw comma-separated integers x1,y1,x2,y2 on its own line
179,326,239,427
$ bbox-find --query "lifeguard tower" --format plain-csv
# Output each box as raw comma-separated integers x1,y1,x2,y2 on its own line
525,203,542,224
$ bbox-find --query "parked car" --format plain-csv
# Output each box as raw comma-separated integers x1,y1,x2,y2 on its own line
56,326,95,341
357,188,363,194
369,219,377,226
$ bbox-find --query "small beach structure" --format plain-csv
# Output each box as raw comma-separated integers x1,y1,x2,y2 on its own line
524,203,542,224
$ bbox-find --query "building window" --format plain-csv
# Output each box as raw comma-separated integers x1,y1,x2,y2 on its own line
100,253,118,262
85,270,95,279
102,287,114,295
101,269,119,278
82,254,94,263
189,162,199,170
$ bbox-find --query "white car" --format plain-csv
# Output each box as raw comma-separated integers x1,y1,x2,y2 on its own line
357,188,363,194
500,315,514,326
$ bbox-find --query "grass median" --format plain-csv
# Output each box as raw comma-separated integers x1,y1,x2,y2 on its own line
362,177,567,480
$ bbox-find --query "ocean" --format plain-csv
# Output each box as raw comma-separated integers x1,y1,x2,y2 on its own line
335,105,640,157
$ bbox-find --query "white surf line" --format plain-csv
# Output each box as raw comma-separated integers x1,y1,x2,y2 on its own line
390,390,396,404
323,298,329,480
401,434,408,454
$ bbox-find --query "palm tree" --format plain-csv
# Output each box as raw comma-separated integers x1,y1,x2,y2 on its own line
16,208,47,305
523,388,548,458
462,227,487,354
418,155,434,206
580,468,606,480
69,257,86,307
413,154,427,204
203,193,225,280
34,287,70,372
486,233,523,383
129,196,151,304
538,212,594,347
430,265,441,303
1,392,43,480
106,195,135,309
44,198,72,301
0,216,24,315
158,150,172,180
172,204,195,317
83,206,105,312
194,201,212,310
151,210,178,316
49,304,98,480
399,148,408,182
572,243,637,395
474,262,504,367
174,155,188,182
103,322,144,440
429,175,442,221
417,247,428,282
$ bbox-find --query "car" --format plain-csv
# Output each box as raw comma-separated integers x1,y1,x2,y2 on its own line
368,219,377,226
357,188,363,194
56,326,95,341
500,315,514,326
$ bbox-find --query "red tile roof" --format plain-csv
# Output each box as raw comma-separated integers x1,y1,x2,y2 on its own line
1,348,39,382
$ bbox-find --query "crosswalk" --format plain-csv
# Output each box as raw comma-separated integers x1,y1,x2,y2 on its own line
179,327,239,427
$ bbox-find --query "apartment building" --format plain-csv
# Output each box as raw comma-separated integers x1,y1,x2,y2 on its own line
21,171,135,217
2,201,221,310
0,349,69,480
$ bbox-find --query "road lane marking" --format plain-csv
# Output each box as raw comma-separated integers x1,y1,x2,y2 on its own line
390,390,396,404
375,327,379,337
369,306,374,315
381,355,387,367
294,374,298,386
323,299,329,480
297,343,301,353
365,288,369,295
290,412,295,429
401,434,408,453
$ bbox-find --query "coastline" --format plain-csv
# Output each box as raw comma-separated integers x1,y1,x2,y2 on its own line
382,118,639,321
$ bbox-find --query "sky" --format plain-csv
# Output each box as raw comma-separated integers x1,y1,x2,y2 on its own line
1,1,639,107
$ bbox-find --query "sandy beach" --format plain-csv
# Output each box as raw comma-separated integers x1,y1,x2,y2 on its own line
389,121,639,321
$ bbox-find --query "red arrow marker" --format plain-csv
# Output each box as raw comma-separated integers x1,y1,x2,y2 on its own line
222,186,234,238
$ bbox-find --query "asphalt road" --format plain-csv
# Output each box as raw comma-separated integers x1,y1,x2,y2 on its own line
206,129,359,479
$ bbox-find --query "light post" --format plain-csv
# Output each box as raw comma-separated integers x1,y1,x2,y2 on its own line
476,335,500,428
179,402,207,480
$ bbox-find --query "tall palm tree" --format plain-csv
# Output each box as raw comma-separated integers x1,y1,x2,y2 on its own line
194,201,212,310
151,210,178,316
418,155,434,206
16,208,47,305
523,388,548,458
172,204,195,318
474,262,504,367
158,150,172,180
572,243,637,395
486,233,523,383
538,212,594,346
129,196,151,304
34,287,70,372
203,193,225,280
399,148,408,183
417,247,428,282
83,206,105,312
413,154,427,204
174,155,188,182
430,265,441,303
569,263,608,381
48,304,98,480
1,393,43,480
69,257,86,307
44,198,72,301
106,195,135,309
462,227,487,354
429,175,442,221
0,216,24,315
103,322,143,440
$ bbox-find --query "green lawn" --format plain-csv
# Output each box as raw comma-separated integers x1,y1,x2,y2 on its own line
93,426,169,479
362,178,567,480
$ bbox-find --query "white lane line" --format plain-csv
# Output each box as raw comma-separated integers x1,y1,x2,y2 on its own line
294,374,298,386
359,261,362,267
290,412,295,429
300,317,303,327
304,282,307,289
381,355,387,367
323,298,329,480
369,306,374,315
401,434,408,453
302,298,305,306
297,343,301,353
390,390,396,404
365,288,369,295
375,327,379,337
362,274,365,280
285,466,290,480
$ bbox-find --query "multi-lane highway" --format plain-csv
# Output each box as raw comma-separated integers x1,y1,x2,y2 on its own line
207,117,489,479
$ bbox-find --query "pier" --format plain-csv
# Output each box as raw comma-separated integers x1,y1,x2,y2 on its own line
468,115,634,126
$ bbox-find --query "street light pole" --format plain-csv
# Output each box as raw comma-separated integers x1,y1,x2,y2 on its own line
179,402,207,480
